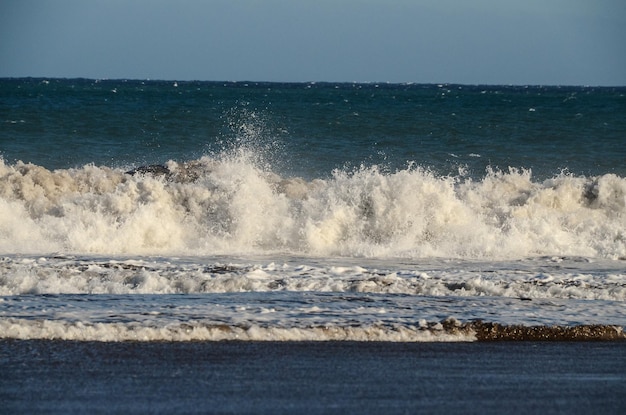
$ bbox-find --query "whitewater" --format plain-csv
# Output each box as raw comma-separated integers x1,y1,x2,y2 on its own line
1,154,624,342
1,155,625,260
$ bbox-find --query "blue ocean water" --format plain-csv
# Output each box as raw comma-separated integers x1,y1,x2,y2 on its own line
0,78,625,342
2,79,625,178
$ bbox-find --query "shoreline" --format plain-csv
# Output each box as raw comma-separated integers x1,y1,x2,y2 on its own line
1,319,624,342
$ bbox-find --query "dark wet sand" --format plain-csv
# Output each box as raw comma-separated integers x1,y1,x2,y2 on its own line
1,340,625,414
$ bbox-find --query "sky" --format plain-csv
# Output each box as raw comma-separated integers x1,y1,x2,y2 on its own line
1,0,625,85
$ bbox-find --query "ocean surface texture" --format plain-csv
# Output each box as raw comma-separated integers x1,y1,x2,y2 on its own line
0,79,625,343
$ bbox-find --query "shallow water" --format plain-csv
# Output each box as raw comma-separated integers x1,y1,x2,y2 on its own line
1,255,624,342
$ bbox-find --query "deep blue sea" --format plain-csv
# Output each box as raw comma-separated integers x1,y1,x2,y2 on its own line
2,79,625,178
0,78,625,342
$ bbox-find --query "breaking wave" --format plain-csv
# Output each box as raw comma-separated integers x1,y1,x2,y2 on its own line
0,153,625,260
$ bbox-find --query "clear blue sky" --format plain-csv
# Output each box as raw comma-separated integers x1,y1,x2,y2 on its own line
1,0,625,85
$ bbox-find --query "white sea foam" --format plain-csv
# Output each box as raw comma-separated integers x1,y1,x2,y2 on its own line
1,156,624,260
1,290,623,342
0,318,475,342
1,256,624,300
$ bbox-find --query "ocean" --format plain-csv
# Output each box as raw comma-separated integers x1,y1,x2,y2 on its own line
1,78,625,413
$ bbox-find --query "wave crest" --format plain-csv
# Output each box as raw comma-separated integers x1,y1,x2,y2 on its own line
0,158,624,259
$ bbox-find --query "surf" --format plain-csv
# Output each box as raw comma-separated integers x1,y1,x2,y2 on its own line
0,154,624,260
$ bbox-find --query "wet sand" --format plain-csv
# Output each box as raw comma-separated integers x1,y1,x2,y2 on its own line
1,340,625,414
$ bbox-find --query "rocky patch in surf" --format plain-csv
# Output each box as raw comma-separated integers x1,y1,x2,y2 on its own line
467,320,625,342
419,318,625,342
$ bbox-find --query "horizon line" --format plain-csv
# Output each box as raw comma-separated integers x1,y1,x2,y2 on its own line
1,76,625,88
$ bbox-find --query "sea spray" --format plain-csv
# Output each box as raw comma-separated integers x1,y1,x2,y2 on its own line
0,157,624,259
